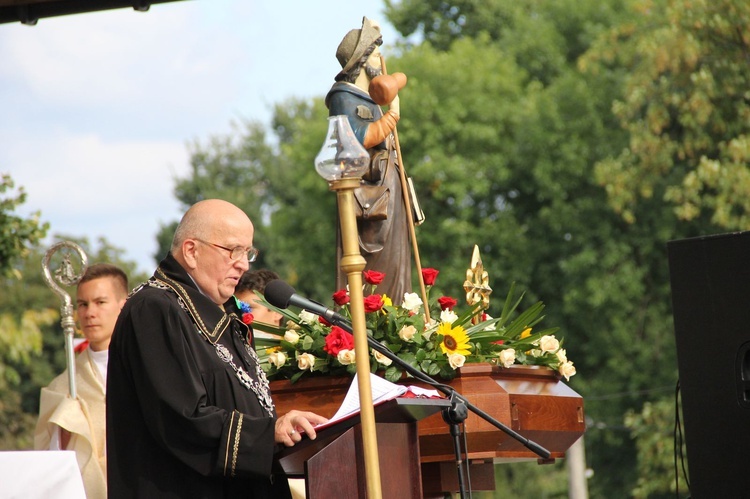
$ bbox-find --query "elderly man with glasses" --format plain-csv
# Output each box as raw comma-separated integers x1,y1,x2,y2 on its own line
106,198,327,499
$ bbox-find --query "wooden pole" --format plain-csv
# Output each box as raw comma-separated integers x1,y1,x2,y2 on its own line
379,55,431,324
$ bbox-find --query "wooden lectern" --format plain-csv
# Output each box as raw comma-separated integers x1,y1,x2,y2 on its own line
275,397,450,498
271,364,584,496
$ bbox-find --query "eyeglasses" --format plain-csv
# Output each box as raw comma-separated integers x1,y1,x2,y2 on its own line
194,239,259,263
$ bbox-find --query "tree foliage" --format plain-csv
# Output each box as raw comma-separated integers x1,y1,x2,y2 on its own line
0,174,49,279
624,397,688,498
582,0,750,228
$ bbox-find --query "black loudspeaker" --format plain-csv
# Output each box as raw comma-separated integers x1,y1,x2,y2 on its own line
668,231,750,498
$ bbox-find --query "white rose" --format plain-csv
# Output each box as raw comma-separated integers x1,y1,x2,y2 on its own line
538,335,560,353
284,330,300,344
268,351,287,368
401,293,423,313
559,361,576,381
497,348,516,368
423,319,437,340
398,324,417,342
482,314,496,331
337,349,356,365
448,353,466,369
423,329,435,341
296,353,316,371
298,310,318,325
556,348,568,363
440,309,458,324
372,348,392,366
285,320,300,330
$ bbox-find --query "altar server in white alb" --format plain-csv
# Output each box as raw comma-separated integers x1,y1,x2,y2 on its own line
35,263,128,499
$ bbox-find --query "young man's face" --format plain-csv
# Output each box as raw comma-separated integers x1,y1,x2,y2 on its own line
76,277,126,351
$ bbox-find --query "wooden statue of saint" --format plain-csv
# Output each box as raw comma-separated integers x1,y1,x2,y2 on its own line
325,16,414,301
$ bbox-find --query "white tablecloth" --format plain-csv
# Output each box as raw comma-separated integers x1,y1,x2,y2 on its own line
0,450,86,499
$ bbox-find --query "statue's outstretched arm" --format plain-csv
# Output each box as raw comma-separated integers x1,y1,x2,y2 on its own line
363,108,400,149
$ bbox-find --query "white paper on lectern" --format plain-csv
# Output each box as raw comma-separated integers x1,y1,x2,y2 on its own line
316,372,441,429
326,373,406,424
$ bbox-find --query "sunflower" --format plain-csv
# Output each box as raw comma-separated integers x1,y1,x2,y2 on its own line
438,322,471,356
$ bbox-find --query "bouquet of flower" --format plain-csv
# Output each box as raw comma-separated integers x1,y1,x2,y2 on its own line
249,268,576,383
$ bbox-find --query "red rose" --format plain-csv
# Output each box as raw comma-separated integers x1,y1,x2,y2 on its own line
319,315,332,327
363,270,385,285
324,326,355,356
422,268,439,286
332,289,350,306
437,296,458,310
242,312,254,325
492,340,505,345
363,294,385,313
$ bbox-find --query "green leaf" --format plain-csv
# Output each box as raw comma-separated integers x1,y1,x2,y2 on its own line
385,366,402,382
301,336,314,350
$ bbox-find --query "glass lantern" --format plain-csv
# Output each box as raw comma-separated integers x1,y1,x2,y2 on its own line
314,115,370,181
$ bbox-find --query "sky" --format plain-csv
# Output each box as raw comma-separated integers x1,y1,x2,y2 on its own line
0,0,397,274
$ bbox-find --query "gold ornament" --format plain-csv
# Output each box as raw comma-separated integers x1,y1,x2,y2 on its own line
463,245,493,319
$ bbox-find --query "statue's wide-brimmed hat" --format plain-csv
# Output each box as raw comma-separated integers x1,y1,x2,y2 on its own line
336,17,381,78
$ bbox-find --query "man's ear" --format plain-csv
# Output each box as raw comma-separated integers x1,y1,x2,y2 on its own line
183,240,200,270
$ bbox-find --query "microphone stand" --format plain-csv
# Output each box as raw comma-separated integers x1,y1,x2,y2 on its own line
328,316,551,498
444,390,470,497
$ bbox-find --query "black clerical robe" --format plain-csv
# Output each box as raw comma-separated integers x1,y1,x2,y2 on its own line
107,254,291,498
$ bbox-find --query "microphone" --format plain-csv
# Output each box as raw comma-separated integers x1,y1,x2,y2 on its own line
264,280,349,326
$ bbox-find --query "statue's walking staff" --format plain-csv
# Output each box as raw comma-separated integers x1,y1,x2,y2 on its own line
374,55,432,323
41,241,88,398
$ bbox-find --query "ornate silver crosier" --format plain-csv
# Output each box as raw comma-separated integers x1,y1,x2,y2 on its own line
42,241,88,398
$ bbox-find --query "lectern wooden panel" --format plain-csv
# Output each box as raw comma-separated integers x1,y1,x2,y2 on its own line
275,398,449,499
